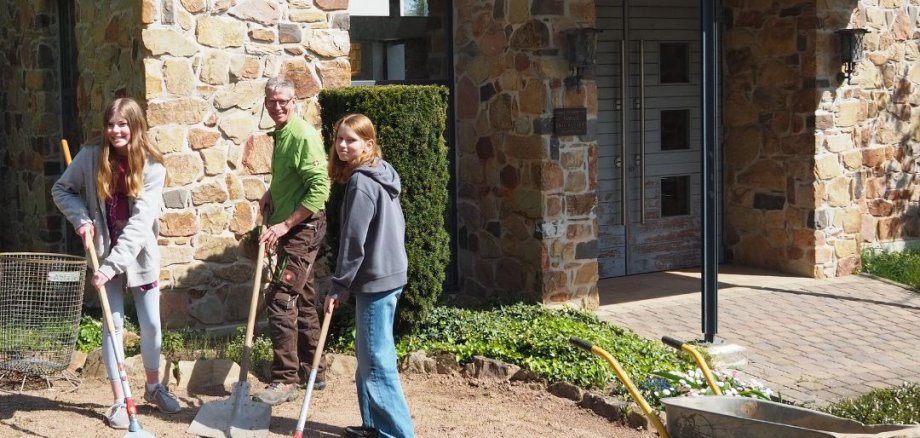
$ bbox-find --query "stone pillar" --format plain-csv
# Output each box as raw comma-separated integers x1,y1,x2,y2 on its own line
813,1,920,277
454,0,599,309
722,1,818,277
0,2,66,252
74,0,146,140
723,0,920,279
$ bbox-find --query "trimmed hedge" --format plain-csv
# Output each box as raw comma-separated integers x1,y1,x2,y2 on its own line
319,85,451,334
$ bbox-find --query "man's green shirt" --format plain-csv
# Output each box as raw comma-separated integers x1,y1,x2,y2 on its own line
267,115,330,225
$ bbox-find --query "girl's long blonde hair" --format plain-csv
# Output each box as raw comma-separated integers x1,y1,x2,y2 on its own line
96,98,162,200
328,114,382,184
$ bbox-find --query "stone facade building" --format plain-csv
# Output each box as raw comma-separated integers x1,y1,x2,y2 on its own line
1,0,918,327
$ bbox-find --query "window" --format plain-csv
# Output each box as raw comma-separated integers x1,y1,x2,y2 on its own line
660,176,691,217
660,109,690,151
349,0,450,83
659,42,689,84
402,0,429,16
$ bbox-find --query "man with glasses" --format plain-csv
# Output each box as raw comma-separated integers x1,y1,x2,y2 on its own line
254,76,331,405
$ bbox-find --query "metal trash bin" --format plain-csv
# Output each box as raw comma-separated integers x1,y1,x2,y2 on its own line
0,252,87,389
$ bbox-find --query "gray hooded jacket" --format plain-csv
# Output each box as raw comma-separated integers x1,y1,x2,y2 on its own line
51,144,165,287
331,160,408,299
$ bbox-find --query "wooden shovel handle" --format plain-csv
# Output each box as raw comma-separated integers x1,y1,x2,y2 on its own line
61,139,73,165
237,235,265,382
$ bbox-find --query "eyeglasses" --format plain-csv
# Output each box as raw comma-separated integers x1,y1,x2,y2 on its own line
264,97,293,107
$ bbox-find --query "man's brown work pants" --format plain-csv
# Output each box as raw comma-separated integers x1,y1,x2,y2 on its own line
265,213,326,384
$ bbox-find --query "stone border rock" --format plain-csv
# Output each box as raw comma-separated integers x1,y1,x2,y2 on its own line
399,351,652,431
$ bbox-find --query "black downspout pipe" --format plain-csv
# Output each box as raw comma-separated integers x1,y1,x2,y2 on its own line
701,0,719,343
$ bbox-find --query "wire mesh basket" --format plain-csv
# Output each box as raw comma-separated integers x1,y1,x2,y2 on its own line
0,252,86,380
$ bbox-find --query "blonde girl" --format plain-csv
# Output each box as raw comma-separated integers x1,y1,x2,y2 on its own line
52,97,180,429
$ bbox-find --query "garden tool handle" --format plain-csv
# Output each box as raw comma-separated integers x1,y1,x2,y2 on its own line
61,139,73,165
661,335,684,350
569,336,669,438
569,336,593,352
311,307,333,373
81,248,119,371
238,217,268,383
661,335,722,396
292,306,334,438
85,245,116,332
61,139,117,338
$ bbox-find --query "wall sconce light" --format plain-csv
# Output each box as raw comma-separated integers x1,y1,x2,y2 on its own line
563,27,600,87
835,28,868,85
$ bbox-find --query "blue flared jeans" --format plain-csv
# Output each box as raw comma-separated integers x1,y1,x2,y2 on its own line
354,287,415,438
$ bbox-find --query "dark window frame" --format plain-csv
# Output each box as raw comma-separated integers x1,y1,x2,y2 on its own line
660,175,691,217
659,42,690,84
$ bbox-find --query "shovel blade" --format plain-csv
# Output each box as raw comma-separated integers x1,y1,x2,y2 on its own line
123,430,157,438
187,383,270,438
228,399,271,438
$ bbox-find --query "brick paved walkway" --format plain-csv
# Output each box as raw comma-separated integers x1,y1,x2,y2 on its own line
594,265,920,406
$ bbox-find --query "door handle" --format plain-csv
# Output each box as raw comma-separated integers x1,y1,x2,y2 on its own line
638,39,646,224
619,39,628,225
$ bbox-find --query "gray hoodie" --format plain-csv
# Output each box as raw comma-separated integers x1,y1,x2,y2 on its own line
331,159,408,299
51,144,165,287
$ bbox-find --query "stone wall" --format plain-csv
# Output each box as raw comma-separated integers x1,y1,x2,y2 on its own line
723,0,920,279
721,1,820,276
75,0,145,140
141,0,350,327
813,0,920,276
0,1,65,252
453,0,600,308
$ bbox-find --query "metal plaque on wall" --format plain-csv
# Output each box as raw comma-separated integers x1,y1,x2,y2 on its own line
553,108,587,136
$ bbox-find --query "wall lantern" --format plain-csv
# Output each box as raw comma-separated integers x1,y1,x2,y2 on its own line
835,28,868,85
563,27,600,87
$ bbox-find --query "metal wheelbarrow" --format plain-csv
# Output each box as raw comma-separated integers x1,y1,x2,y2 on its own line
569,336,920,438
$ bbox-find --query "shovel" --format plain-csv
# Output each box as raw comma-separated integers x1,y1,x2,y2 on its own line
292,306,334,438
187,224,271,438
61,139,156,438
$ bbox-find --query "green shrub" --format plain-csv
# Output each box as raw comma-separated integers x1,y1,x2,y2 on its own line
160,330,184,356
397,303,690,389
319,85,451,335
0,323,78,353
861,247,920,289
76,305,142,351
225,326,274,380
76,315,102,353
822,382,920,425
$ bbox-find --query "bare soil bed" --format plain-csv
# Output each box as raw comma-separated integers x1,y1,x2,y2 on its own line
1,370,654,437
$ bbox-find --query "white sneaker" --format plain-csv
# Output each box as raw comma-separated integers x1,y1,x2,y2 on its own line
105,402,129,429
